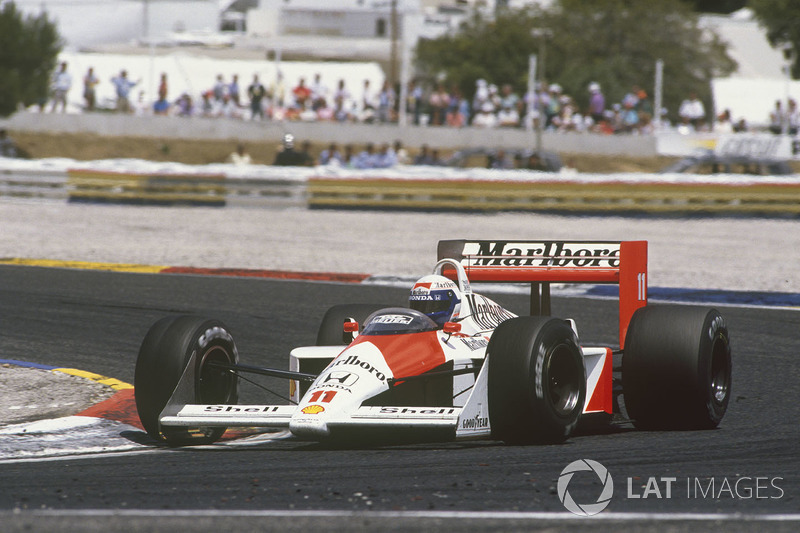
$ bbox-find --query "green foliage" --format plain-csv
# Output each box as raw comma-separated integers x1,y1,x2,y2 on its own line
0,2,62,117
415,0,736,121
749,0,800,77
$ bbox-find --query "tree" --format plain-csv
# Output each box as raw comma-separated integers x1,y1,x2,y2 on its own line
415,0,736,123
749,0,800,78
0,2,62,117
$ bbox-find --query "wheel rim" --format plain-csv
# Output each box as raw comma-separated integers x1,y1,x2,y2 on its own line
546,344,582,417
709,336,730,405
197,345,236,404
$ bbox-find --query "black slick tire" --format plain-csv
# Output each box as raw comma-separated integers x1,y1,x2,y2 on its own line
134,316,239,445
487,317,586,444
622,305,732,430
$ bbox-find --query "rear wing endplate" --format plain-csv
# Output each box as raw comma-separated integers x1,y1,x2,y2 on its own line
437,240,647,348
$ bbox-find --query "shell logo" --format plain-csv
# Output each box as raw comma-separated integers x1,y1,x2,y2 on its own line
301,405,325,415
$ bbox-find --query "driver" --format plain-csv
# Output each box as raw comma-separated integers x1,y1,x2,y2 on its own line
409,275,462,328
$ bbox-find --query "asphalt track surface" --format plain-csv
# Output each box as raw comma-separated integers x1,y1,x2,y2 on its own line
0,264,798,532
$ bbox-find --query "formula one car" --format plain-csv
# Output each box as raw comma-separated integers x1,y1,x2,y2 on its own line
134,240,732,446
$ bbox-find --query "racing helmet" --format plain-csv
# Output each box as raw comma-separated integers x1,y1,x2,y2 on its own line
409,274,462,327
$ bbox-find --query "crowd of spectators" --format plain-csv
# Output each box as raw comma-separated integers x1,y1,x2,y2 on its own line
51,60,800,141
45,61,759,137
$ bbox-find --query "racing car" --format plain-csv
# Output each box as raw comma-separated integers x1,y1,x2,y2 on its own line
134,239,732,446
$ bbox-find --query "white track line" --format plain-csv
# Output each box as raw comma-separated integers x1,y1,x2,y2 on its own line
6,509,800,522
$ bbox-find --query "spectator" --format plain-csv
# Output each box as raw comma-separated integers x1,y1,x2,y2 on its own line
247,74,266,121
713,109,734,134
360,79,377,123
428,83,449,126
768,100,784,134
227,143,252,165
132,90,148,116
733,118,748,133
82,67,98,111
310,73,329,111
587,82,605,124
0,129,18,158
473,79,490,117
50,62,71,113
545,84,562,128
525,152,548,171
498,84,520,126
678,92,705,130
315,99,335,121
620,101,640,133
446,86,469,127
373,143,398,168
111,70,139,113
213,74,226,102
353,143,377,169
229,74,241,107
497,85,521,128
488,149,514,169
270,71,287,111
377,80,395,123
273,133,308,166
393,140,409,165
788,99,799,135
429,149,445,166
342,144,355,166
413,144,435,165
298,140,314,166
406,79,423,125
218,93,241,119
175,93,194,117
621,85,640,110
292,77,312,110
472,101,498,128
333,79,352,122
154,73,169,115
318,143,343,166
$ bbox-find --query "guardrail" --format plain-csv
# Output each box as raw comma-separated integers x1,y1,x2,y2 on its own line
307,176,800,215
67,169,228,206
1,168,307,208
0,169,68,201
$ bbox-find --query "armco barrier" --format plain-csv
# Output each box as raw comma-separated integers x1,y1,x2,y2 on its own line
4,164,800,215
307,176,800,215
67,169,228,206
0,169,68,201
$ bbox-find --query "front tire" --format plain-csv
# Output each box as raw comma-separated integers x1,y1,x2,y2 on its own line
488,317,586,444
622,305,732,430
134,316,239,445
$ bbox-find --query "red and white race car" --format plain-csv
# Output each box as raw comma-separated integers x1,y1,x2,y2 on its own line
134,239,732,446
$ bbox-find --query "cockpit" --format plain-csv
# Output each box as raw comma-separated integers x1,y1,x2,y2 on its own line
361,308,440,336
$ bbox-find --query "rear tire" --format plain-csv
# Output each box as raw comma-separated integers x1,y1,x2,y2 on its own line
315,304,390,345
488,317,586,444
622,305,732,430
135,316,239,445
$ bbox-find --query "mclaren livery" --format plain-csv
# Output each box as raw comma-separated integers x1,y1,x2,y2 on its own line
134,240,732,446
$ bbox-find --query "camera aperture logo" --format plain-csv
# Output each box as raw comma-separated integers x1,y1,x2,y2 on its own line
557,459,614,516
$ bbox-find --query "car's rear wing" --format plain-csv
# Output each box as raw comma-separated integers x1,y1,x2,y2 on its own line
437,240,647,348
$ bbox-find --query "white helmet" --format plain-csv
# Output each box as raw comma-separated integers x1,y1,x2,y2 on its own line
409,274,462,327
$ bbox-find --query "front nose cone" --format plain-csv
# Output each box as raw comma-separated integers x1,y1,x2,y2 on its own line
289,416,330,440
